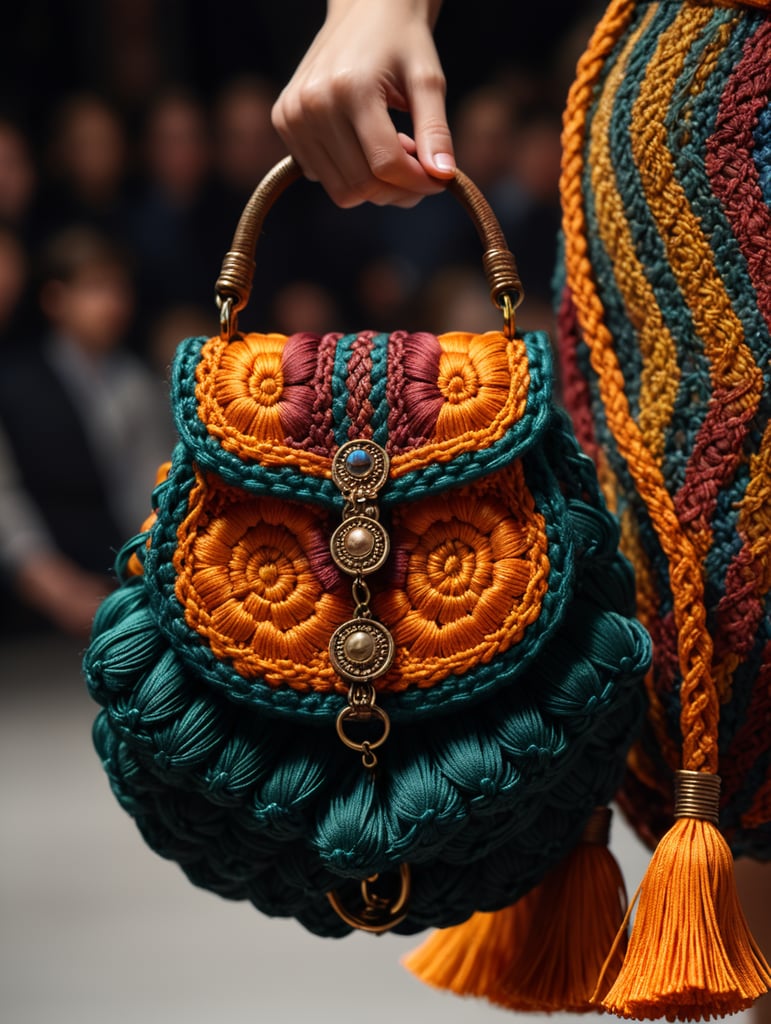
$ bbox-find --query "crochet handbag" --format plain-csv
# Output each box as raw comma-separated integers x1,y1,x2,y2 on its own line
556,0,771,1019
84,157,651,1006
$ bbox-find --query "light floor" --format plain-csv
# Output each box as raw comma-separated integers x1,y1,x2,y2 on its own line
0,633,758,1024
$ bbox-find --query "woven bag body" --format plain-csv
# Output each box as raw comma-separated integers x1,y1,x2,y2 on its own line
558,0,771,857
85,163,650,937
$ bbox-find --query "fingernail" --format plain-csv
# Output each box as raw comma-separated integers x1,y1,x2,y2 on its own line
433,153,455,173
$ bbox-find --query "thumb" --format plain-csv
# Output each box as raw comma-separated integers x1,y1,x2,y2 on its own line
410,71,455,179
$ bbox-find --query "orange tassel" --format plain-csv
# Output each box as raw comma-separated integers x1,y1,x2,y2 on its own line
600,773,771,1020
401,896,538,999
496,807,628,1012
402,807,627,1011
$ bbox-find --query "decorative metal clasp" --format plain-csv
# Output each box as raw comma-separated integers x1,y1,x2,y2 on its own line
329,440,394,770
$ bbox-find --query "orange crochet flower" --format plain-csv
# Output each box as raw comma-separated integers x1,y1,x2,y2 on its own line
374,466,549,687
174,471,350,691
195,333,327,473
434,333,513,440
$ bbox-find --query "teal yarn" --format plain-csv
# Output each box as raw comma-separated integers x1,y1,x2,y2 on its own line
85,326,651,936
87,581,646,934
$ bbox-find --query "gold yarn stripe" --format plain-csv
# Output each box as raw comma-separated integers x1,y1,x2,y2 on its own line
561,0,718,774
589,4,677,465
629,5,763,568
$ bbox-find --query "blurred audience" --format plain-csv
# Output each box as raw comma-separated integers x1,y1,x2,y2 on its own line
213,75,286,197
0,227,172,636
206,75,314,329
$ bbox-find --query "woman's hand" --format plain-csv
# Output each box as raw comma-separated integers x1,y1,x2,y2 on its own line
272,0,455,208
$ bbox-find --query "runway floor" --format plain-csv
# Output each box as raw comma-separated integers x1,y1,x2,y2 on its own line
0,631,760,1024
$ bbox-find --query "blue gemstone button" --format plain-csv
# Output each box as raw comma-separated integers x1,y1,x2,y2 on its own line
346,448,373,477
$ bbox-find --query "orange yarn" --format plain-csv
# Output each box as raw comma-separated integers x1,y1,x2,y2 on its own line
174,470,351,693
391,331,531,476
587,3,678,467
431,332,524,443
196,333,332,477
373,466,549,688
496,837,628,1012
563,0,715,773
194,331,532,483
598,819,771,1019
169,328,554,694
173,462,549,695
402,903,538,1001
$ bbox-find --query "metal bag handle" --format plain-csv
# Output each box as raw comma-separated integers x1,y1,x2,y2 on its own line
215,155,524,340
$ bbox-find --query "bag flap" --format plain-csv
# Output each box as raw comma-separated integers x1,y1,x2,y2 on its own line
171,329,553,506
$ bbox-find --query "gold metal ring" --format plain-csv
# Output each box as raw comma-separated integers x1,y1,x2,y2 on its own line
216,294,236,340
500,292,517,339
335,703,391,753
327,863,411,933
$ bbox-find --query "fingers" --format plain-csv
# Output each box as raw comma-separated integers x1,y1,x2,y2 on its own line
274,82,442,208
271,2,455,208
346,89,445,197
409,67,456,179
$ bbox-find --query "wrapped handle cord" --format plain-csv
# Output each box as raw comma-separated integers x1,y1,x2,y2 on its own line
215,155,523,339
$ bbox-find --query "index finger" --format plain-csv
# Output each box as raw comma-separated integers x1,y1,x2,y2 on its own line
349,94,445,196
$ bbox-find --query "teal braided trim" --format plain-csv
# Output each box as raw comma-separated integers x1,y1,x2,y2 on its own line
331,332,357,447
170,331,555,508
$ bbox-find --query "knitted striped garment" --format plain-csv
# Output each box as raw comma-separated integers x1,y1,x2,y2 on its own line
558,0,771,858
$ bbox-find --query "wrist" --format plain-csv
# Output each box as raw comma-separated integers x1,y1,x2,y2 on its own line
326,0,443,27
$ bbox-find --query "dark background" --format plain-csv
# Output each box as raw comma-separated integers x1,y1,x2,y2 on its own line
2,1,598,129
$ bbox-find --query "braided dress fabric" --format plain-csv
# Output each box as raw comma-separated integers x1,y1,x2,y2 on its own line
85,328,650,936
558,0,771,857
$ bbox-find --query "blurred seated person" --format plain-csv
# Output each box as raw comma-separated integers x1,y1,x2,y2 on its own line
37,94,129,243
205,75,316,327
0,223,31,345
0,227,174,636
0,119,37,244
128,90,215,332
